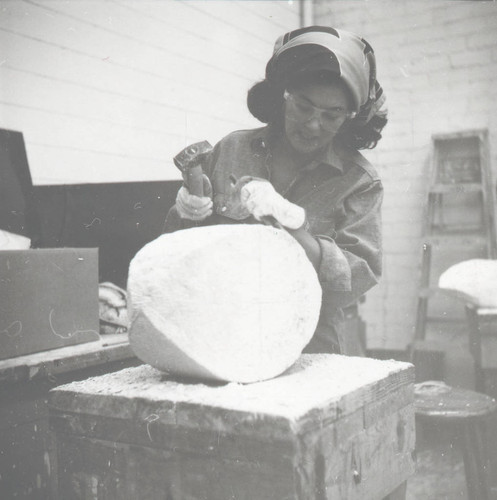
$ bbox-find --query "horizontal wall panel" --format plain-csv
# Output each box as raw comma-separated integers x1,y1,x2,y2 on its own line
0,31,250,113
25,144,179,185
0,1,299,184
24,0,268,76
0,65,245,133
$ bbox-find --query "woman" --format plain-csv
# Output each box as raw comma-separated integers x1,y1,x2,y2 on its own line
164,26,388,356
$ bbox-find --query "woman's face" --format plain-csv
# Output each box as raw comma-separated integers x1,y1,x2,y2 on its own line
283,81,352,156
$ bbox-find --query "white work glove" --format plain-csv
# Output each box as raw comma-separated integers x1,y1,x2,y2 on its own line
175,176,213,221
241,180,306,230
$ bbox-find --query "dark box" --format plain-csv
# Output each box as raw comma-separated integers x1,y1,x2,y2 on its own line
0,248,99,360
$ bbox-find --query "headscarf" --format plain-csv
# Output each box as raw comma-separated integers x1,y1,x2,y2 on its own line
259,26,387,125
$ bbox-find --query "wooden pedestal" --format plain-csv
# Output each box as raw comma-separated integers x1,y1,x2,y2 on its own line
49,354,415,500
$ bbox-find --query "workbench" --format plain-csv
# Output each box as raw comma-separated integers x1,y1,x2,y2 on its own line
49,354,415,500
0,334,138,499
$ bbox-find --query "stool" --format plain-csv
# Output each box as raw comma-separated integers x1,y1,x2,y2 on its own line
414,381,497,500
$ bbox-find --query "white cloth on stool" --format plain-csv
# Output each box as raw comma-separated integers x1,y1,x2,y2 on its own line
438,259,497,307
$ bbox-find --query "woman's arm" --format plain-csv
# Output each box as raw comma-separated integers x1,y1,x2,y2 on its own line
286,225,322,270
315,179,383,309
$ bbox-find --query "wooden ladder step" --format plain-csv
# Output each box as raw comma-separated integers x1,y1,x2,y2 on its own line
424,233,488,245
424,316,463,325
429,182,483,194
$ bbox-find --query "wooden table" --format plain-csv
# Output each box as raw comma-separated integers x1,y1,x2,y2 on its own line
0,334,138,499
49,354,415,500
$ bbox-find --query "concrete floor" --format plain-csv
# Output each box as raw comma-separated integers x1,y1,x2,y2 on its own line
407,422,470,500
407,449,468,499
406,416,497,500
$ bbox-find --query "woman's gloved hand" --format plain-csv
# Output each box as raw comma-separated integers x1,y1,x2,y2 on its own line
241,180,306,230
175,175,213,221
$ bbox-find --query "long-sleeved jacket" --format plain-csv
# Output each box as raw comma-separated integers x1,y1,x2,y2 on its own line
164,126,383,354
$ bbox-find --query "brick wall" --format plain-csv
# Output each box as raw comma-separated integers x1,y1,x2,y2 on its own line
0,1,300,184
314,1,497,349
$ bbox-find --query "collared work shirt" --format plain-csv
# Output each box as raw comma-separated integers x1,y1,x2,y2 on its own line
164,127,383,354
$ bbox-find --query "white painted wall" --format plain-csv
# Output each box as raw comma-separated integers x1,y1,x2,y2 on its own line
0,0,300,184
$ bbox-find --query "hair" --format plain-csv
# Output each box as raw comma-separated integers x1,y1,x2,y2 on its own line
336,113,388,150
246,79,285,125
247,71,387,150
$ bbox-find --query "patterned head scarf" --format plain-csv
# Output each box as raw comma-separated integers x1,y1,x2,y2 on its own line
265,26,387,124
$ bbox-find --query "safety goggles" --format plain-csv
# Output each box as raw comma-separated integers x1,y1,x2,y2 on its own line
284,90,356,130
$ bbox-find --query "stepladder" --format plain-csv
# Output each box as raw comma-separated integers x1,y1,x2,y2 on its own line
413,130,497,352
